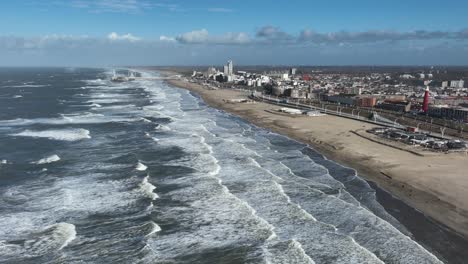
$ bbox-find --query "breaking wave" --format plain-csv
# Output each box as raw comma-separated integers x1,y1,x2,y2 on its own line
136,162,148,171
140,175,158,200
0,223,76,259
32,154,61,164
11,128,91,141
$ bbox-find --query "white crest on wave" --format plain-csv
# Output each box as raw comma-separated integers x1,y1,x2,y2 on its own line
136,162,148,171
32,154,61,165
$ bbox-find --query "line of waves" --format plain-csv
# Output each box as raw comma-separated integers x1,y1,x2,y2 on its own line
144,82,443,263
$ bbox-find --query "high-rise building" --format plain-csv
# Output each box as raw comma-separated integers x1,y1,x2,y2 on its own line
289,68,297,75
442,81,449,88
223,65,229,76
227,60,233,76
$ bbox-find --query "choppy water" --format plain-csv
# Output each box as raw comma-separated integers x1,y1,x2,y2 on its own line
0,67,460,263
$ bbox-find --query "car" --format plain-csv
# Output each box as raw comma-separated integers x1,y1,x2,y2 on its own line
447,140,467,149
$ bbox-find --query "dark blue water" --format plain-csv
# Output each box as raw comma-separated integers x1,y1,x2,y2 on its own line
0,67,457,263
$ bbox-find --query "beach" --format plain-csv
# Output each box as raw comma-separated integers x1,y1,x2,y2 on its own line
166,76,468,240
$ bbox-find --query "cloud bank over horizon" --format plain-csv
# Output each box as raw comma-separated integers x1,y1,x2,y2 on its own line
170,26,468,45
3,0,467,66
1,26,468,66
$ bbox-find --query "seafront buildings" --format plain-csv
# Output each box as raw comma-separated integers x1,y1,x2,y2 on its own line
192,63,468,123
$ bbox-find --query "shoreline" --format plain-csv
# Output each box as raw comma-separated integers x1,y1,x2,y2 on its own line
160,74,468,239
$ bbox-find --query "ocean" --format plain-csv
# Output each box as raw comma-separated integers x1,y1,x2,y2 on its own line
0,68,465,263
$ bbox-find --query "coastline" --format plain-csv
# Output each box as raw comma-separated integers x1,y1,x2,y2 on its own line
160,73,468,243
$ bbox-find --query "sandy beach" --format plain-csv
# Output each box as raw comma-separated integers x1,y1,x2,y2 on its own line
164,75,468,240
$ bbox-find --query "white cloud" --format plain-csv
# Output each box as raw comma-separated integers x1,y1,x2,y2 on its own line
170,26,468,46
159,35,176,42
176,29,209,44
298,28,468,44
175,29,250,44
107,32,141,42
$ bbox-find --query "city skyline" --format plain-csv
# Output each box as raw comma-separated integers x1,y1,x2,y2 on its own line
1,0,468,66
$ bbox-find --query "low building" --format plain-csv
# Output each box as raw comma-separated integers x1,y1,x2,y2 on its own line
256,79,262,87
272,86,285,96
383,95,406,101
356,97,377,107
450,80,465,88
377,101,412,112
428,106,468,121
290,89,307,99
326,95,356,106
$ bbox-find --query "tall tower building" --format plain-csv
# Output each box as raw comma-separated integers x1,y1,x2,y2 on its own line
422,86,430,113
227,60,233,76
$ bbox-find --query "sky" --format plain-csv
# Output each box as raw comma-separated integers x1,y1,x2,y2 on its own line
1,0,468,66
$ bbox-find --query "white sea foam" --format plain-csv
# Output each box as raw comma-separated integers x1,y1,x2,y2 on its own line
90,104,137,111
136,162,148,171
147,175,276,262
11,84,48,88
154,124,171,131
264,239,316,264
1,159,7,164
146,222,162,237
140,175,158,200
0,112,139,127
84,79,107,85
32,154,61,164
151,89,443,263
85,98,124,104
12,128,91,141
90,103,102,108
0,223,76,258
50,223,76,250
13,95,23,98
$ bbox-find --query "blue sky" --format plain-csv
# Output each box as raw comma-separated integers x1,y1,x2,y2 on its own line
1,0,468,66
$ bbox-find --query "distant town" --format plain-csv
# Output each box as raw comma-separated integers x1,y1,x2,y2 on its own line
140,62,467,153
191,61,467,118
184,61,468,137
